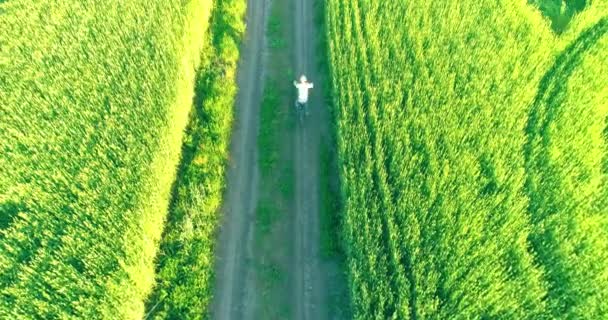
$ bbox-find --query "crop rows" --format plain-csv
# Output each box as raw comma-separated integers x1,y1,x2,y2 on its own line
0,0,211,318
325,0,607,318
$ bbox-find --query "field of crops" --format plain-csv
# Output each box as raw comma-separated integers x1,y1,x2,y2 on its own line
325,0,608,318
525,15,608,318
0,0,212,318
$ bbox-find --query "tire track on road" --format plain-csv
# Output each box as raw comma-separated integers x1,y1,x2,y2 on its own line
211,0,267,318
293,0,332,318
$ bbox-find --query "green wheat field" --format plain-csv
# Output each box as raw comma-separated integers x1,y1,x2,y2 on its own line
1,0,606,318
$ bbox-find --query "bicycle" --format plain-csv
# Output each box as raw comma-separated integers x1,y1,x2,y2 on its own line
295,100,307,124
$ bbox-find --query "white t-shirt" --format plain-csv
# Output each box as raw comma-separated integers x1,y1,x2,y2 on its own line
295,81,314,103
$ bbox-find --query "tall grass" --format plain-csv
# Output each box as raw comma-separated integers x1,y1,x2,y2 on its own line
0,0,211,318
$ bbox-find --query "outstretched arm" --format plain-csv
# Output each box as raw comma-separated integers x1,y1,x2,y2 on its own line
294,81,298,87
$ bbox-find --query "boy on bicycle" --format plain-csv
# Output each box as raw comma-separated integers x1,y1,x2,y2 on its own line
294,75,314,115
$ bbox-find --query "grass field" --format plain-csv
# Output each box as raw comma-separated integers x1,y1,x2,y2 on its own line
0,0,211,318
325,0,607,318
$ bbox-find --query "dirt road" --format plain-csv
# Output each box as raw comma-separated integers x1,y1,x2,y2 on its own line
212,0,348,318
210,0,266,318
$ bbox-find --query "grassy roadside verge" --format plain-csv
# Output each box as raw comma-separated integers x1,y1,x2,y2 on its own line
314,0,352,316
314,0,343,260
144,0,245,318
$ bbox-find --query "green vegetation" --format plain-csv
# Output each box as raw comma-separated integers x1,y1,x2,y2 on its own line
143,0,245,318
529,0,588,33
319,143,341,257
258,84,284,177
525,19,608,319
0,0,211,318
315,0,343,260
256,80,293,238
325,0,607,318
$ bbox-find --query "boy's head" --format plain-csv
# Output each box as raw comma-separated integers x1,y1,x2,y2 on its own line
300,75,307,83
